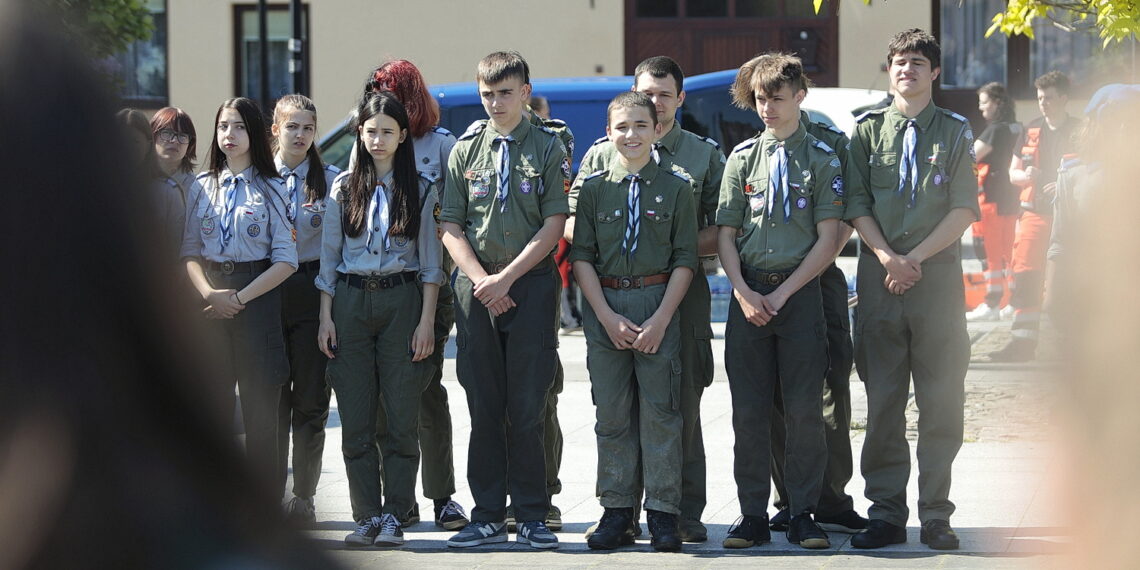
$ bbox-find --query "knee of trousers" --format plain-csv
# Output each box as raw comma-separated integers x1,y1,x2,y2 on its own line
341,433,379,460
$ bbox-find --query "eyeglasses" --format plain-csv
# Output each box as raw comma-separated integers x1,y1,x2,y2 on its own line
157,129,191,144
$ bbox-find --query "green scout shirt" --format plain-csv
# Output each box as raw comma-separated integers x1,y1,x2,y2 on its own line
528,110,576,165
569,159,698,277
570,122,724,232
801,109,849,167
440,118,570,265
716,123,845,272
843,102,980,255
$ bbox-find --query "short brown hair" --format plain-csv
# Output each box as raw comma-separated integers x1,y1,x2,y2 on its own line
607,91,657,126
1034,70,1071,96
887,28,941,70
730,53,810,111
477,51,530,86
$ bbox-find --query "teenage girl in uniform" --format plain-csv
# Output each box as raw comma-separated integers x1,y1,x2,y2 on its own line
180,97,297,486
271,94,339,525
316,91,443,547
150,107,198,256
367,59,469,531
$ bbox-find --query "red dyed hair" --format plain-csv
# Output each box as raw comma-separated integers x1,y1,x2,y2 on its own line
369,59,439,139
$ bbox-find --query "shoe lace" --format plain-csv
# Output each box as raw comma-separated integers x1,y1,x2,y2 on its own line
355,516,380,535
442,500,467,518
380,514,400,534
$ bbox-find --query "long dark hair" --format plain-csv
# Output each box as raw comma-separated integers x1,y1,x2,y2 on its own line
205,97,277,182
343,91,420,241
272,94,329,202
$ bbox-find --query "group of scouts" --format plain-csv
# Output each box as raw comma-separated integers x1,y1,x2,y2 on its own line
130,26,984,553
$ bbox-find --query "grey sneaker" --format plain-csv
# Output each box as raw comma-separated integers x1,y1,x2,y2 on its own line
374,513,405,547
517,520,559,549
345,516,382,547
447,520,508,548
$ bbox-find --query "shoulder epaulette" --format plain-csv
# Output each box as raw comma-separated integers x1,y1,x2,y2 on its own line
582,169,608,182
458,120,488,141
940,109,969,124
164,177,179,188
195,172,212,183
332,170,352,187
431,125,453,137
324,164,342,175
590,136,609,147
418,171,435,184
731,136,760,154
697,135,721,150
667,168,693,184
817,121,845,136
811,139,836,154
854,108,886,124
543,118,568,128
537,124,559,138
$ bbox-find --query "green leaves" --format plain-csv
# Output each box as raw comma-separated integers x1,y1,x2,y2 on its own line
986,1,1140,45
43,0,154,59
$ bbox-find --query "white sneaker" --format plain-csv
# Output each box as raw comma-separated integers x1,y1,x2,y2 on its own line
966,303,999,321
999,305,1015,319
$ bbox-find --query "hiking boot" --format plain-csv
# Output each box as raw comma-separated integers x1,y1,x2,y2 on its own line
584,507,641,539
446,520,508,548
816,509,868,533
851,519,907,549
517,520,559,549
646,509,682,552
345,516,383,547
373,513,404,547
920,519,960,550
434,499,469,531
787,513,830,549
586,508,635,550
723,514,771,548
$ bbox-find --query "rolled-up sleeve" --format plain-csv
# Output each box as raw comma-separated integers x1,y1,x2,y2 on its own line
315,183,345,296
715,156,747,229
179,179,205,261
843,124,875,221
568,180,598,265
266,179,299,269
440,144,469,226
669,186,699,272
538,137,570,219
416,180,445,285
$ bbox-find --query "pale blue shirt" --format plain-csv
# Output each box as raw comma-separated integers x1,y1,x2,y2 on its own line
275,156,341,263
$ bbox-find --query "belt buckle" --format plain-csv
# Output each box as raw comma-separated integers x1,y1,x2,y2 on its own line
619,276,634,290
221,260,235,275
767,273,781,285
493,262,508,274
366,278,381,291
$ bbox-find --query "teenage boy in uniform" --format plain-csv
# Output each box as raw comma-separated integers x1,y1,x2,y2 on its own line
569,56,724,542
845,29,979,550
571,91,697,552
766,103,868,536
715,53,843,550
439,50,569,550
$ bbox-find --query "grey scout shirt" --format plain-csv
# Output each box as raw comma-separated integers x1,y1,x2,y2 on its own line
276,156,341,263
315,171,444,296
569,159,698,277
844,102,980,256
571,122,724,232
440,118,570,266
716,123,845,272
181,166,298,269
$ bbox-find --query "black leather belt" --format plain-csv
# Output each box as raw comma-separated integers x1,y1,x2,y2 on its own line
742,265,792,286
599,273,670,290
338,271,417,291
298,259,320,273
205,259,271,275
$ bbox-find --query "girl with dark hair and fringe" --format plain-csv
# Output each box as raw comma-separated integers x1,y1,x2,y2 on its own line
149,106,198,256
270,93,341,525
315,91,443,548
180,97,298,487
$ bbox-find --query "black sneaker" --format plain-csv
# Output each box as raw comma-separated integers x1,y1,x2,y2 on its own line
584,508,642,539
586,508,635,550
851,519,907,549
769,508,790,531
787,513,830,549
677,518,707,542
345,515,382,547
434,499,469,531
505,504,517,533
374,513,405,547
284,496,316,527
398,503,420,527
920,519,960,550
816,509,869,533
723,514,771,548
646,509,682,552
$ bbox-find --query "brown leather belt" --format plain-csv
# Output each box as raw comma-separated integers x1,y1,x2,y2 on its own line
338,271,417,291
599,273,670,290
205,259,271,275
741,265,792,286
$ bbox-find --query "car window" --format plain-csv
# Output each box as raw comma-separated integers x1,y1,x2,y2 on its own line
680,86,765,157
320,124,355,171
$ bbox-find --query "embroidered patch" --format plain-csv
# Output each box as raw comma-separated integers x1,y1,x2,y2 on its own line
200,217,216,235
796,197,808,209
563,178,571,195
831,175,844,196
749,196,765,212
393,235,410,248
933,174,943,186
561,158,572,179
310,214,322,228
520,179,532,194
247,223,261,238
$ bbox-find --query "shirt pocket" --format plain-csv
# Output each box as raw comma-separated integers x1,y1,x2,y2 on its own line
197,203,220,237
643,207,674,247
464,168,495,202
868,152,899,197
744,177,769,219
239,207,269,240
301,202,326,230
595,208,624,243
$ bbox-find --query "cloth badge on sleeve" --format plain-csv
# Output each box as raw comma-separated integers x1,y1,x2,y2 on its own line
247,223,261,237
796,197,808,209
831,175,844,196
561,158,572,179
520,179,532,194
830,157,841,168
563,178,570,194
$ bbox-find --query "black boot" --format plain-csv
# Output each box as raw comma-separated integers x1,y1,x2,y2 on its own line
586,508,635,550
646,509,682,552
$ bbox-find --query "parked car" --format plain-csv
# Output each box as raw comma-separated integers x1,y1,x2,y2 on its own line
317,70,886,173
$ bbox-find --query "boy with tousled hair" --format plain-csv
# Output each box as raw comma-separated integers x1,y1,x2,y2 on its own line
716,52,844,549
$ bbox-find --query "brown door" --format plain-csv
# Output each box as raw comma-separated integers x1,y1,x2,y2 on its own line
625,0,839,85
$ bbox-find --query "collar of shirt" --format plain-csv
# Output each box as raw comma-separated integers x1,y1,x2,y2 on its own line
275,155,310,180
884,100,938,133
655,121,683,156
604,157,661,185
758,122,808,154
220,165,256,185
486,117,533,148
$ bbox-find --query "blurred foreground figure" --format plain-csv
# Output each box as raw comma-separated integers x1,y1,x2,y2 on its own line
0,3,331,568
